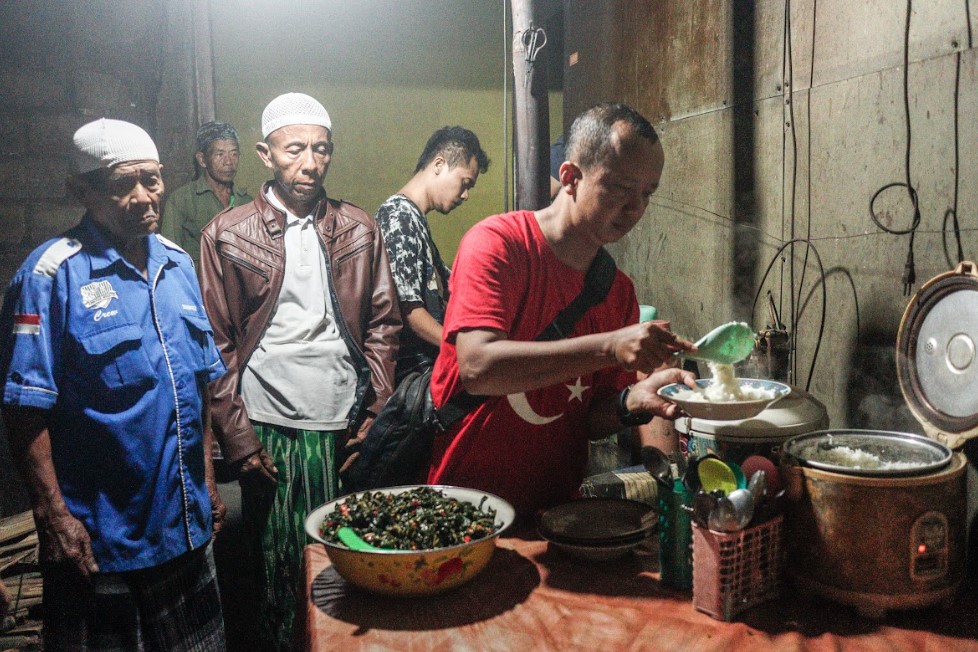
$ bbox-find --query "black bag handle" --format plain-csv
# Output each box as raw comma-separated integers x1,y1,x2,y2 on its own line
534,248,617,342
436,247,618,428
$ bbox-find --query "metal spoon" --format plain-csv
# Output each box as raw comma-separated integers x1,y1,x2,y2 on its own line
747,470,767,511
708,496,741,532
641,446,674,490
691,491,718,528
726,489,755,530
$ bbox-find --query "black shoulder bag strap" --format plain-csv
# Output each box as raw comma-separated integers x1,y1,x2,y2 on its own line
435,247,619,429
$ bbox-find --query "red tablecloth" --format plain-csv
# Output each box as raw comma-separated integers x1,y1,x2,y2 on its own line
302,535,978,651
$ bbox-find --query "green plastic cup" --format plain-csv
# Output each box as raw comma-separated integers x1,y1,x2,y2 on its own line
639,305,658,323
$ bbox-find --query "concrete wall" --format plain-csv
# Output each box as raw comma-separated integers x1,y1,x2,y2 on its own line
566,0,978,431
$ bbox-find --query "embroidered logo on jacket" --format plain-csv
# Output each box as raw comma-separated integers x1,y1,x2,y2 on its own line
80,280,119,310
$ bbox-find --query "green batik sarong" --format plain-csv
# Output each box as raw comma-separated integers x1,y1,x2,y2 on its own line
242,422,340,652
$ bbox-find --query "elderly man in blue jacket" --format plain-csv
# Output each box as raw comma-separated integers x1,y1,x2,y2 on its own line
0,118,227,651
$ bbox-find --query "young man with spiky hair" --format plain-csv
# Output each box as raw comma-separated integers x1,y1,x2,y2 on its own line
375,126,490,380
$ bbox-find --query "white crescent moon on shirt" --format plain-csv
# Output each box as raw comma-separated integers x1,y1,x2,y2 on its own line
507,392,564,425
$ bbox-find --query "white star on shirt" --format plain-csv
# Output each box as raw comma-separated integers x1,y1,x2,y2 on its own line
566,377,589,402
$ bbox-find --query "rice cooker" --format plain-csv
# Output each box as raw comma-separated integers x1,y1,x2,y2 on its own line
676,387,828,465
781,261,978,618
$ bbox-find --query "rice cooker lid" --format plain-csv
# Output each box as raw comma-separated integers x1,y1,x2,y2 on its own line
897,261,978,449
674,386,829,437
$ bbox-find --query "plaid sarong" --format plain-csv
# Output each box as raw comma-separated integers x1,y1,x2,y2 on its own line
42,542,225,651
243,422,339,652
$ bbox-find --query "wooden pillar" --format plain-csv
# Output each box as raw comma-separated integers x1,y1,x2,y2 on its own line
511,0,551,211
192,0,216,124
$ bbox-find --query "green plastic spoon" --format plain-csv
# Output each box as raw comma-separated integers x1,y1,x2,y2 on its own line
681,321,755,365
337,526,381,551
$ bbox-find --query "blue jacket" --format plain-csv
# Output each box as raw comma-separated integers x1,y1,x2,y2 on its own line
0,216,226,572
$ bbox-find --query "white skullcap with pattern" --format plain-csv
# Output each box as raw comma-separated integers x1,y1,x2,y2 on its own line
72,118,159,174
261,92,332,138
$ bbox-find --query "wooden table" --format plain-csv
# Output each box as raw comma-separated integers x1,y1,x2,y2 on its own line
301,534,978,651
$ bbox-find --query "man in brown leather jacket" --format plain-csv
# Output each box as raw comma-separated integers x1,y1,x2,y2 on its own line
199,92,400,651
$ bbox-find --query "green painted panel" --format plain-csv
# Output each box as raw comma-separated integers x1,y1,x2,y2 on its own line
213,0,563,264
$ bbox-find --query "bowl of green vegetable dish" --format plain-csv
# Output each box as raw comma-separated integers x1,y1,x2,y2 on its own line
305,485,515,596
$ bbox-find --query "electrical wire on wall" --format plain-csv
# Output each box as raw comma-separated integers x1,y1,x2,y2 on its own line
942,49,965,267
868,0,920,297
869,0,974,286
770,0,826,391
678,0,976,392
751,239,827,393
797,0,820,385
942,0,973,267
780,0,802,384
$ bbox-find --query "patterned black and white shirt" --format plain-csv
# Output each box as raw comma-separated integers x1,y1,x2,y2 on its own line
375,194,451,376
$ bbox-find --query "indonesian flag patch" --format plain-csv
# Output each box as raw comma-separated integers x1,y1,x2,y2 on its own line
12,314,40,336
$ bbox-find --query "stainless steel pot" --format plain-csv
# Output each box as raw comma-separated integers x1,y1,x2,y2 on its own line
782,429,952,477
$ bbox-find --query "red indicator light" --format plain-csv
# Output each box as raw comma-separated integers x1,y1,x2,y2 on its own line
917,544,927,554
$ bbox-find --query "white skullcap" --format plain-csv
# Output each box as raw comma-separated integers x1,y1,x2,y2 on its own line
72,118,160,174
261,92,332,138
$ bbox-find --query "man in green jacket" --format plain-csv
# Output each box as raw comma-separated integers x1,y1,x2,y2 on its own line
163,121,252,265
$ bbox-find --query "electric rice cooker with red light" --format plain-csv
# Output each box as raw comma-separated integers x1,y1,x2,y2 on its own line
781,261,978,618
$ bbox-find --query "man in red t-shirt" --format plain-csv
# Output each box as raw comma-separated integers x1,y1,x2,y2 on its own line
429,103,697,514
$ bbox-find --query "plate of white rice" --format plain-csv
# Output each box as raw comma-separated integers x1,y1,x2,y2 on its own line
658,374,791,421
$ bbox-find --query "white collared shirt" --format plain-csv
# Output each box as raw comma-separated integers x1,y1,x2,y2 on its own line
239,188,357,429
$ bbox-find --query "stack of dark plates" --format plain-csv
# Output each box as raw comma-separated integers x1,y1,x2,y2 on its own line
538,498,657,561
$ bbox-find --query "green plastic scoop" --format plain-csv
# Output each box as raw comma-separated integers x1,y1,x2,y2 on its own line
337,526,381,551
681,321,755,365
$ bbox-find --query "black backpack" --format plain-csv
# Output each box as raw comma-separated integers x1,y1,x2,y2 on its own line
342,248,618,492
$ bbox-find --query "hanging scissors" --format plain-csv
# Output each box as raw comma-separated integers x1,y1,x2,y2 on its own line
519,25,547,88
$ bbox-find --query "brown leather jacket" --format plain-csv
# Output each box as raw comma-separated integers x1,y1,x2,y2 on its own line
199,183,401,464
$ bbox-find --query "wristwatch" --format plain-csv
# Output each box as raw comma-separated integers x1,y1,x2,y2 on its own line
616,386,654,426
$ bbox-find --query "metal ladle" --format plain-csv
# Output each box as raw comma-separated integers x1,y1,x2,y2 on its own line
641,446,674,490
727,489,755,529
707,496,740,532
708,489,755,532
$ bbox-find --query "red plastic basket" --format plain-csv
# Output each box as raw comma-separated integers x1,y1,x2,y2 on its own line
692,514,784,621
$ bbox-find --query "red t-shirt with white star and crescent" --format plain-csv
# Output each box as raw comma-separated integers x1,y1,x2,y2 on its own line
429,210,638,514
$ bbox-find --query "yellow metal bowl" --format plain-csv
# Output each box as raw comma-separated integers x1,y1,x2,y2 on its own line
304,485,516,596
